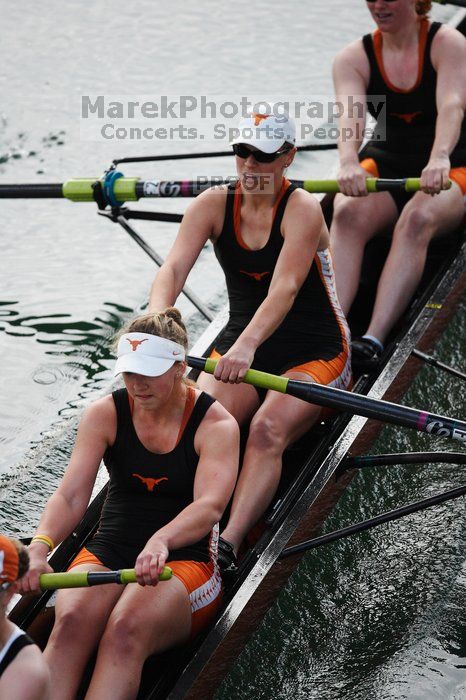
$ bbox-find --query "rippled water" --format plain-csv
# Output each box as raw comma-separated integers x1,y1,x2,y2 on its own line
1,1,464,698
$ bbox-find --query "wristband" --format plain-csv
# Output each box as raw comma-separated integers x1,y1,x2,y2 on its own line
31,535,55,552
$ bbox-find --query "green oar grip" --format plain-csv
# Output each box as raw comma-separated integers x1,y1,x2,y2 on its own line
62,177,139,203
201,357,289,394
39,566,172,590
118,567,173,583
301,177,451,194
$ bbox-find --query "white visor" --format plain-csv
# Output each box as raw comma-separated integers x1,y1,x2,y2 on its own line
114,333,185,377
230,110,296,154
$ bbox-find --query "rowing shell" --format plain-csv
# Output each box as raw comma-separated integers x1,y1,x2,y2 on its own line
9,187,465,698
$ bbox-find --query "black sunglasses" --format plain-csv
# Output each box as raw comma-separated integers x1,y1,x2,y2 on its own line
232,143,292,163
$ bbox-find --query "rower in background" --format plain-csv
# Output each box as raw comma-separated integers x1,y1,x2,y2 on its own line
0,535,50,700
330,0,466,370
149,108,351,570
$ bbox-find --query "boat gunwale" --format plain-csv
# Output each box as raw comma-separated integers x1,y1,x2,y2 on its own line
160,235,466,699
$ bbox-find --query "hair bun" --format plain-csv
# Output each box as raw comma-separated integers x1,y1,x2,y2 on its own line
163,307,182,322
163,307,186,332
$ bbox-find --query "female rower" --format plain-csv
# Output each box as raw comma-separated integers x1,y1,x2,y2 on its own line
18,309,239,700
331,0,466,369
149,109,351,567
0,535,50,699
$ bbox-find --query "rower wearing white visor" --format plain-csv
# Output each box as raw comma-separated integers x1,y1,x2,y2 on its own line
17,308,239,700
149,107,351,572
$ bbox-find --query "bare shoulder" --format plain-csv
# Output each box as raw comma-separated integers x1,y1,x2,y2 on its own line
80,394,116,425
333,38,369,79
195,392,240,440
433,22,466,47
285,188,324,229
431,24,466,76
288,187,321,213
183,184,228,239
76,394,117,443
0,645,50,700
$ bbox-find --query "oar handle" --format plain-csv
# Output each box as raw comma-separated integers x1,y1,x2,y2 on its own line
0,177,449,204
187,356,288,393
300,178,451,194
39,566,172,590
187,356,466,445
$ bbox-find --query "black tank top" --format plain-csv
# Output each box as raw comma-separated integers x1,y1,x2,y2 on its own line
95,388,216,564
0,628,34,677
362,19,466,167
213,180,344,356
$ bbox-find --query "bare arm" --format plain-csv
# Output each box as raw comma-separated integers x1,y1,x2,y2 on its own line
133,402,240,584
148,187,224,311
423,26,466,193
0,646,51,700
332,41,371,196
18,397,116,592
215,191,325,383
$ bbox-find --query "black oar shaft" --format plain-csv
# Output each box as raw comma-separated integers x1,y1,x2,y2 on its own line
342,451,466,470
285,378,466,444
112,142,338,165
0,183,64,198
435,0,466,7
412,349,466,381
0,177,426,202
280,484,466,558
114,216,214,322
186,356,466,445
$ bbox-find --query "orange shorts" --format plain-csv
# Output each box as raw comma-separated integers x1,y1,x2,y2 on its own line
209,348,352,391
68,548,222,639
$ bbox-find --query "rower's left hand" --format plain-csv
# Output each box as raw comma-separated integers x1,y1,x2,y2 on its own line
421,156,451,195
135,539,169,586
214,342,255,383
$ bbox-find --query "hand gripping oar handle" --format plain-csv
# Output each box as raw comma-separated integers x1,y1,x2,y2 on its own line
39,566,172,590
0,177,443,204
187,356,466,445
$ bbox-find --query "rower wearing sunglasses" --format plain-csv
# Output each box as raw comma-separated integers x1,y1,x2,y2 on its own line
330,0,466,370
149,108,351,571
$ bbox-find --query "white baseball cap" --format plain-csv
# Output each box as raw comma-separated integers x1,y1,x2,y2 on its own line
230,109,296,154
114,333,186,377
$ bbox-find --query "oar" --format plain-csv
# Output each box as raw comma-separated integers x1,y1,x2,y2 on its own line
112,141,338,165
187,356,466,445
434,0,466,7
0,177,437,205
280,484,466,559
38,567,172,590
411,349,466,381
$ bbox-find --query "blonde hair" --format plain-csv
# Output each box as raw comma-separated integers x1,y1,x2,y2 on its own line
416,1,431,16
117,307,188,351
114,308,194,384
14,539,30,580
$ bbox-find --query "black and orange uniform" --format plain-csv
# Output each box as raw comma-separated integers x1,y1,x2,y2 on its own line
0,626,35,677
70,387,222,637
212,179,351,391
360,18,466,210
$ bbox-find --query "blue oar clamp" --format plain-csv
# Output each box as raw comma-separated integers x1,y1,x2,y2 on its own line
102,170,124,208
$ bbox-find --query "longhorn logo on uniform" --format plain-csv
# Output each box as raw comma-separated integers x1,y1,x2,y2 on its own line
127,338,149,352
240,270,270,281
132,474,168,492
390,111,422,125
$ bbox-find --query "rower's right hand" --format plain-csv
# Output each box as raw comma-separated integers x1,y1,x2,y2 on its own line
214,342,255,384
337,162,370,197
16,545,53,595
